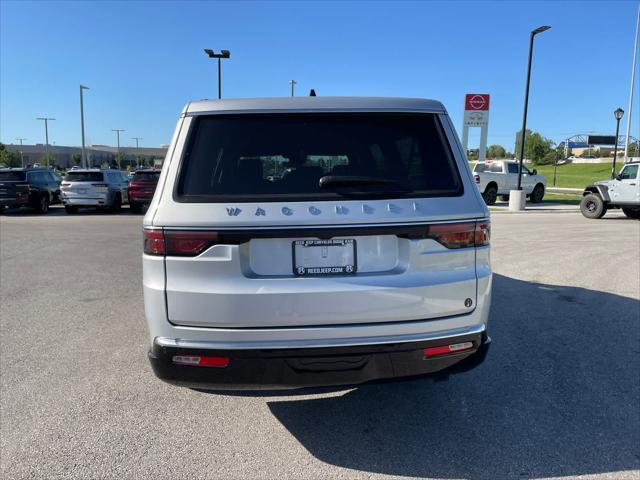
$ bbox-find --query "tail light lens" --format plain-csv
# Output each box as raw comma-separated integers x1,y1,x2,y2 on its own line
16,193,28,202
143,228,219,256
426,221,490,249
474,174,480,184
61,182,71,189
143,228,165,255
165,231,219,256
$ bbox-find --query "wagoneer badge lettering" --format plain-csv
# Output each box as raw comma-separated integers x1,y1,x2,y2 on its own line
335,205,348,215
282,207,293,216
362,204,374,214
309,206,321,215
255,208,266,216
226,207,242,216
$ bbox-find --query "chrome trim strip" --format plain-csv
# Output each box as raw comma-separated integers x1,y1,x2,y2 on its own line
155,323,486,350
160,218,491,231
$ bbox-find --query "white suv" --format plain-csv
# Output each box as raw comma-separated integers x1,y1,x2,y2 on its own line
61,169,129,213
143,97,492,390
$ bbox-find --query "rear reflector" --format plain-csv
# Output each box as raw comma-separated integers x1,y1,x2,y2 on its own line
172,355,230,367
423,341,474,358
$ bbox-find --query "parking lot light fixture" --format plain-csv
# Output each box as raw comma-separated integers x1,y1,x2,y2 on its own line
516,25,551,191
80,85,89,168
203,49,231,99
611,108,624,179
112,129,125,169
36,117,56,167
15,137,26,167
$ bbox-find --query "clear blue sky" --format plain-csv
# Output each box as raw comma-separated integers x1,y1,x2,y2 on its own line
1,0,638,151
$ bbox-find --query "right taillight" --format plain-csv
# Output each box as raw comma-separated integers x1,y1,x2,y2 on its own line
426,221,490,249
474,174,480,184
143,228,220,257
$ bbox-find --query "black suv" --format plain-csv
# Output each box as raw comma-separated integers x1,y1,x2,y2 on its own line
0,167,61,213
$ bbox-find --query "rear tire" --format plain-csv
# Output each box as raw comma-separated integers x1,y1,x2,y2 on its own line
622,208,640,219
529,184,545,203
35,194,49,214
65,205,78,214
580,193,607,219
111,194,122,213
482,185,498,206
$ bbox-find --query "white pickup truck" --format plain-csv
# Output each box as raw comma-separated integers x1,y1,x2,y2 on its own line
472,160,546,205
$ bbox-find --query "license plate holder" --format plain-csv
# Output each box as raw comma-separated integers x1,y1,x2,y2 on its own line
293,239,357,276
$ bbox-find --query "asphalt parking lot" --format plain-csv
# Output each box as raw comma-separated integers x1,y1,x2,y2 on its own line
1,207,639,480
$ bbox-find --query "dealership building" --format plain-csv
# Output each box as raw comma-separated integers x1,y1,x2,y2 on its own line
3,143,168,169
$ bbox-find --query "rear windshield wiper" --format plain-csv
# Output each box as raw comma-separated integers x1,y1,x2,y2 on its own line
319,175,410,190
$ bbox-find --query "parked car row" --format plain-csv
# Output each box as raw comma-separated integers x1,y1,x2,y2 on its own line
0,167,160,214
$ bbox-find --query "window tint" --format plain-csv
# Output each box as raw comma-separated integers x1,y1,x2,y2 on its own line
64,172,104,182
0,171,26,181
474,163,488,173
133,171,160,182
507,164,519,174
489,163,502,173
176,113,462,201
620,164,639,180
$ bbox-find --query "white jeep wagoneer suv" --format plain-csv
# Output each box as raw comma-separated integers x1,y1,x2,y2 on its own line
143,97,492,390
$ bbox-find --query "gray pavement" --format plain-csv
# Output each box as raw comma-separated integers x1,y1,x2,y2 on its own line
1,206,639,480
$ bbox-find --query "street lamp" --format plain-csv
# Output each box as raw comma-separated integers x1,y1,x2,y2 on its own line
611,108,624,179
112,129,125,168
15,138,26,167
289,79,297,97
132,137,142,168
80,85,89,168
516,25,551,193
36,117,55,167
203,49,231,99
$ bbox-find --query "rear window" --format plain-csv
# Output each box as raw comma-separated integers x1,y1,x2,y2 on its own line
64,172,104,182
0,171,26,181
176,113,462,202
133,171,160,182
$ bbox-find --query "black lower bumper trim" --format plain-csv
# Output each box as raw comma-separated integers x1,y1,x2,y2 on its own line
148,331,490,391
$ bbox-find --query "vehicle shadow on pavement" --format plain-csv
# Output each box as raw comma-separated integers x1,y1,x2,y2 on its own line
267,274,640,479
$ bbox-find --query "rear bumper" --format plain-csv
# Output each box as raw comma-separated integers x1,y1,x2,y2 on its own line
0,198,29,207
148,331,490,391
62,196,108,206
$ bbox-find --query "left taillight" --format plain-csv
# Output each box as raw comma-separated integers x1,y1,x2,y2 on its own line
143,228,220,257
143,228,165,255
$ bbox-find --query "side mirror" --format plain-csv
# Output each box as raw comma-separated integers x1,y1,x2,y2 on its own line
614,174,622,181
532,169,538,175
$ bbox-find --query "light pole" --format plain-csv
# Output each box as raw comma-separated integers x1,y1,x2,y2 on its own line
132,137,142,168
15,138,26,167
80,85,89,168
624,4,639,162
203,49,231,99
289,79,297,97
516,25,551,192
36,117,55,167
611,108,624,179
112,129,125,169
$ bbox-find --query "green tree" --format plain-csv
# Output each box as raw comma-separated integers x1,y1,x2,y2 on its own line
514,129,554,164
71,153,82,166
0,143,21,167
486,144,507,159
